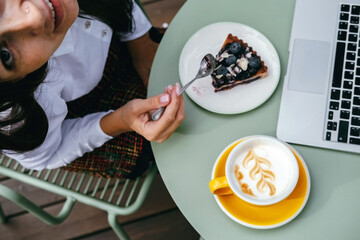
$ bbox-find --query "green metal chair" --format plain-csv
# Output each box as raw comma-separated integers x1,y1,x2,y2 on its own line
0,154,157,239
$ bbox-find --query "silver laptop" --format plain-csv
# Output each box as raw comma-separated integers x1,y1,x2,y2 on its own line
277,0,360,153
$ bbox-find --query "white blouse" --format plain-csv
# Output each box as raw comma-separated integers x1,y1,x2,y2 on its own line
3,1,152,170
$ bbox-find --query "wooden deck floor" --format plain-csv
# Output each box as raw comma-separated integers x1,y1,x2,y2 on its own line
0,0,200,239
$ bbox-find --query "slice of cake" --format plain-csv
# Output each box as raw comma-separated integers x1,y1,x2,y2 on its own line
211,34,268,92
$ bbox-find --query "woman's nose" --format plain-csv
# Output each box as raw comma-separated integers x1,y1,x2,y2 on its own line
2,2,45,36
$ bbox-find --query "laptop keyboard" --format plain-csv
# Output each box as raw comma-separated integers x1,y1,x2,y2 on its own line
325,3,360,145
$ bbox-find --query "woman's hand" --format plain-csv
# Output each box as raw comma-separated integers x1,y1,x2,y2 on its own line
126,32,158,88
100,83,185,142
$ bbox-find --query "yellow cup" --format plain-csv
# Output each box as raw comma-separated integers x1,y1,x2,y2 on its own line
209,135,299,206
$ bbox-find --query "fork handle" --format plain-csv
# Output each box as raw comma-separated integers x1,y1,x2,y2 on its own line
151,77,199,121
151,107,165,121
179,76,199,95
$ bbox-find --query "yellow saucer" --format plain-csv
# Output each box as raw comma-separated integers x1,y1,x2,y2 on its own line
211,139,311,229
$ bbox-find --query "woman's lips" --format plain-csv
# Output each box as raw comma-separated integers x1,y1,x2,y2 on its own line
44,0,64,31
50,0,64,31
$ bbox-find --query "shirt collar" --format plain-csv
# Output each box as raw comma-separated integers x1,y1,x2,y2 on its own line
52,25,75,57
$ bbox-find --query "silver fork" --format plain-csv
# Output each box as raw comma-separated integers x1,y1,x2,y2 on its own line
151,53,217,121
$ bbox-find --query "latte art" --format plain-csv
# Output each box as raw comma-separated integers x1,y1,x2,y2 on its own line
234,165,255,197
227,137,299,205
234,149,277,198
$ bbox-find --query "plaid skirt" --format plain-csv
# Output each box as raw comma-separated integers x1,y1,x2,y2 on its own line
61,35,154,179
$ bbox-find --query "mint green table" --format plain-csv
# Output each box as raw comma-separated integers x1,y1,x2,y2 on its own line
148,0,360,239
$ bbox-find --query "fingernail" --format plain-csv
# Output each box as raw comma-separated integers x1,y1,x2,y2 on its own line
176,83,181,96
164,85,173,91
160,94,169,103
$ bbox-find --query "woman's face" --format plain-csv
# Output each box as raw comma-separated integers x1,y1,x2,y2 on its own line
0,0,79,82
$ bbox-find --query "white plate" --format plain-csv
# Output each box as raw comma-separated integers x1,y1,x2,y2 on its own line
179,22,281,114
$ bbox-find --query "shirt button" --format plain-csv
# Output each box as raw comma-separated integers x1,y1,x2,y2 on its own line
85,21,91,29
101,29,108,38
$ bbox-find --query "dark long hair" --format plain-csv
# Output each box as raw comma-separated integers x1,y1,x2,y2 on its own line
78,0,134,33
0,64,48,152
0,0,134,152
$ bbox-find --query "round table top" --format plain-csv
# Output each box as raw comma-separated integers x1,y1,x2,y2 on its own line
148,0,360,239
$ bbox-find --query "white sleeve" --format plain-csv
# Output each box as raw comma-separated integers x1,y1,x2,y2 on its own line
3,92,113,170
118,0,152,41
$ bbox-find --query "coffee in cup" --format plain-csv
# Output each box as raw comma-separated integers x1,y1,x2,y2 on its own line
209,135,299,205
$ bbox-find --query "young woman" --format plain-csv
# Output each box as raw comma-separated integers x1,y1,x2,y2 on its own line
0,0,185,178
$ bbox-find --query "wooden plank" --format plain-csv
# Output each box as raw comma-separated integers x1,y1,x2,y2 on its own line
141,0,186,27
0,203,110,240
125,209,199,240
82,209,199,240
0,174,177,239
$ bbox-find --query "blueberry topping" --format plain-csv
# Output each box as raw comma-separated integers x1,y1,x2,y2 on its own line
225,55,236,65
216,66,228,75
212,81,220,88
229,42,242,54
248,67,258,75
248,56,261,68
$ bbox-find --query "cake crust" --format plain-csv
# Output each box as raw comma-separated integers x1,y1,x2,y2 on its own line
211,34,268,92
